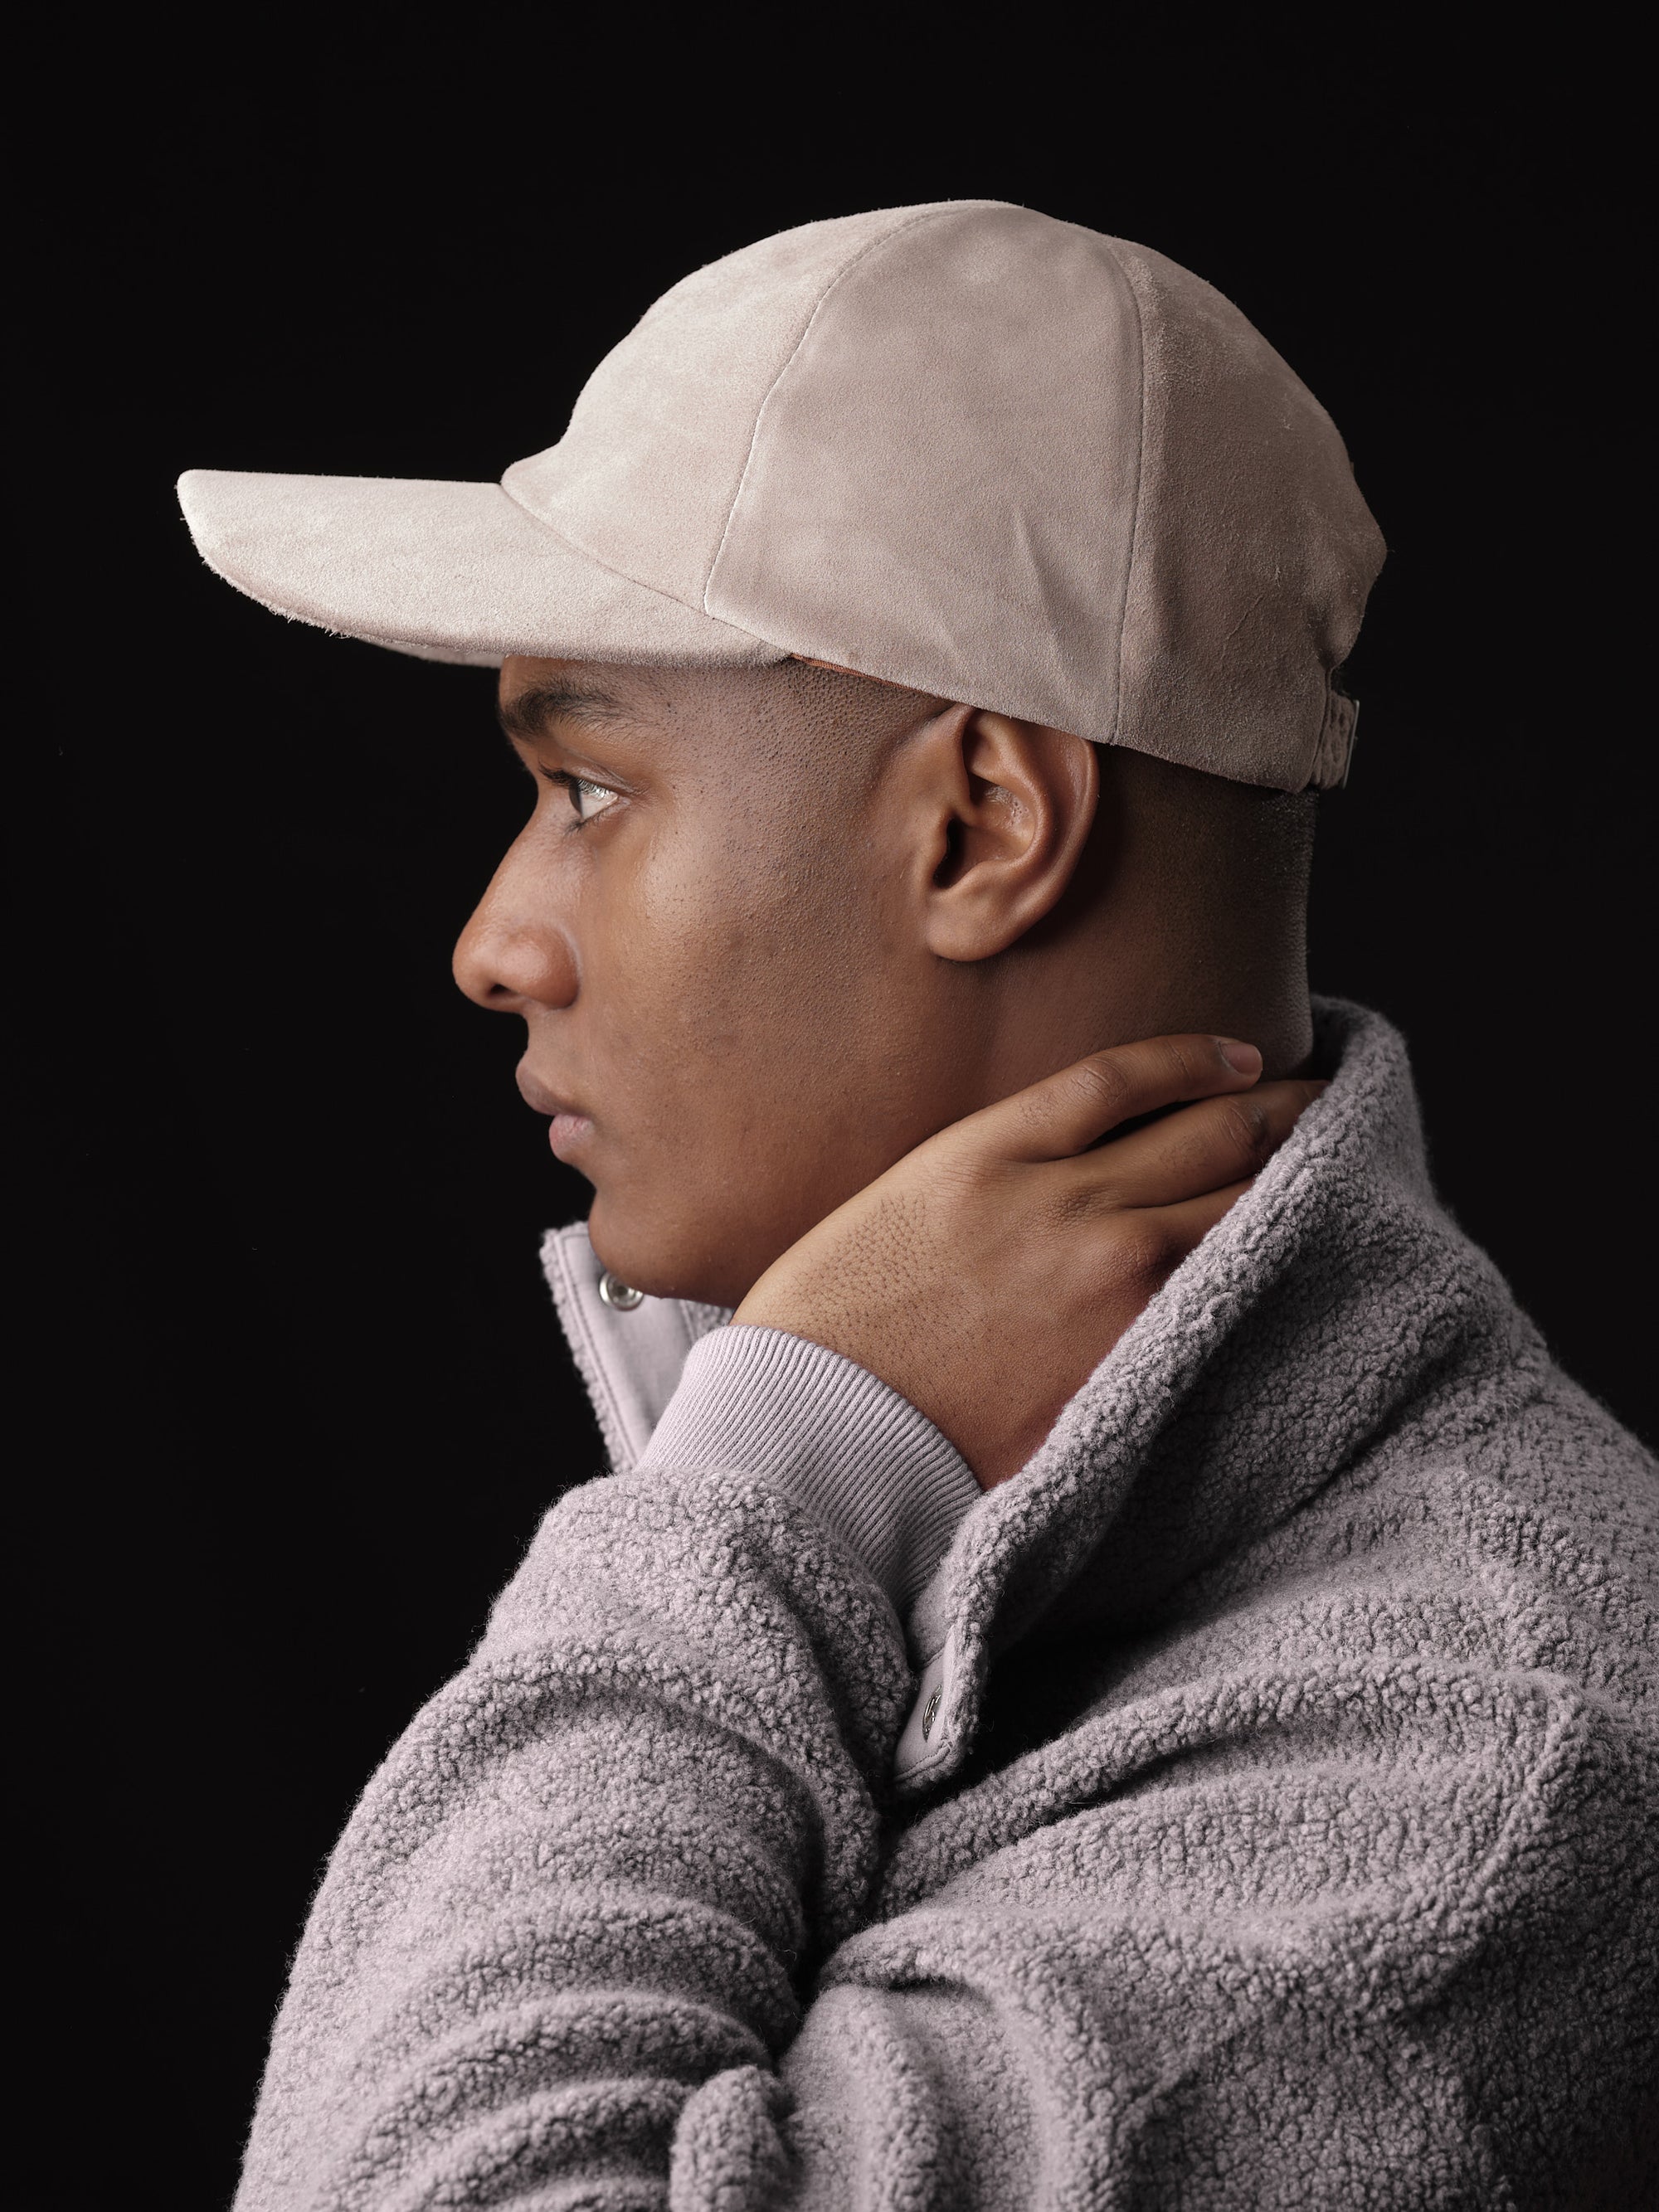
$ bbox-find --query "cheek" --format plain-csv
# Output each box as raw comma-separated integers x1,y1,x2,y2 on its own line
601,824,883,1112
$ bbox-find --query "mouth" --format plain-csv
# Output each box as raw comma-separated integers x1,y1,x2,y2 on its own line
516,1067,596,1159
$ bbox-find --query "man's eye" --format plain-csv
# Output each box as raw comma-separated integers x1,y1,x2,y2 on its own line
549,771,622,824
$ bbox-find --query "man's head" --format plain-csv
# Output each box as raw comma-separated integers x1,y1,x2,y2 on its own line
179,202,1374,1301
455,655,1316,1305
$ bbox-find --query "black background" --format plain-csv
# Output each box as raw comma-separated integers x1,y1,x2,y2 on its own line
34,21,1649,2204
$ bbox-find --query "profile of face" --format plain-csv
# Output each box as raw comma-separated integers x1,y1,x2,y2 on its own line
451,657,1104,1308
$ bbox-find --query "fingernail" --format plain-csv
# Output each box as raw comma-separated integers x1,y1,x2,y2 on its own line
1218,1039,1262,1074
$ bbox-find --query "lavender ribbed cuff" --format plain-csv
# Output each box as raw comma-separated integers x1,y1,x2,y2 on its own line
635,1325,980,1616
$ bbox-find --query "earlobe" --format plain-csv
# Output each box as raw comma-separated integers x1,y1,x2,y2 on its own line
921,712,1099,963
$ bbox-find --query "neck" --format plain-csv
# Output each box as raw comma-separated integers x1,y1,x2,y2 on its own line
970,750,1317,1093
969,926,1315,1101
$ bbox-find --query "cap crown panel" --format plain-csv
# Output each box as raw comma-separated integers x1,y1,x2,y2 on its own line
1110,239,1385,788
503,205,973,610
703,205,1143,743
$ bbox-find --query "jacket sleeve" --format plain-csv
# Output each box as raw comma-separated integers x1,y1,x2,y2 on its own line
238,1327,1654,2210
234,1327,978,2211
764,1505,1659,2210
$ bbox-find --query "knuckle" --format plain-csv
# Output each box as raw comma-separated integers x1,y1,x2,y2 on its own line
1009,1087,1054,1145
1042,1181,1102,1235
933,1150,995,1206
1163,1035,1211,1089
1220,1097,1272,1168
1066,1056,1132,1122
1112,1214,1178,1286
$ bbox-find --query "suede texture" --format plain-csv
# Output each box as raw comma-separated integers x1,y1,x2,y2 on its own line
703,211,1379,791
1107,236,1377,791
507,206,973,614
173,469,783,671
701,209,1144,748
231,1002,1657,2209
178,202,1383,790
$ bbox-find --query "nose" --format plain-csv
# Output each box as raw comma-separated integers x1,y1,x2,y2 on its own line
452,841,579,1014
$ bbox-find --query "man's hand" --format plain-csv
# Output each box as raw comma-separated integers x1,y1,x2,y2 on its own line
734,1037,1326,1488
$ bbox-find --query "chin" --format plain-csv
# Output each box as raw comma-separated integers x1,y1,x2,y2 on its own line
585,1192,758,1310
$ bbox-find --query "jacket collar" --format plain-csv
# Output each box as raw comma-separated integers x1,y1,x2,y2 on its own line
907,997,1547,1781
539,1223,728,1474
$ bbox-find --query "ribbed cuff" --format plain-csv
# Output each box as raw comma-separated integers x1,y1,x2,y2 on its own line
635,1325,980,1616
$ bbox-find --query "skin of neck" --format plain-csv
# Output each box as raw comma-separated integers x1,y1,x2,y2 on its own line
454,658,1316,1307
1017,743,1317,1090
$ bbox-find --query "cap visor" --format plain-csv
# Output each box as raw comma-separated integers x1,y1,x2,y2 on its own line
177,469,784,669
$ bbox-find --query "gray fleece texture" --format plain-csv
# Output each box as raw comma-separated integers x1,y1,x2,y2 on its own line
235,1001,1657,2209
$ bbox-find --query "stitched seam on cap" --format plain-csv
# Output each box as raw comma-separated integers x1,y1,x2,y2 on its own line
495,476,782,646
1100,237,1148,752
703,207,990,610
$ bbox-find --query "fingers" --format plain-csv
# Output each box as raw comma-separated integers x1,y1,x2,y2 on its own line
1151,1178,1257,1258
1067,1078,1326,1210
959,1034,1267,1164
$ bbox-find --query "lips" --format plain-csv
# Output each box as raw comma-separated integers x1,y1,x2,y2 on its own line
516,1067,585,1119
517,1067,596,1161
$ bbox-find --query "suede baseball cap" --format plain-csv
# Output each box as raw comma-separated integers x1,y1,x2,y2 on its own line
178,200,1384,791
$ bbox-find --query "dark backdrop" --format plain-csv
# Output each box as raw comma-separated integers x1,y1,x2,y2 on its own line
35,22,1648,2205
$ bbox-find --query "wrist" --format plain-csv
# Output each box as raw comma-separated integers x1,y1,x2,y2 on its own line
637,1324,980,1616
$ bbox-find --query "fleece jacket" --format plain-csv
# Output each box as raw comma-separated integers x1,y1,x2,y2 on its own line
233,1000,1658,2210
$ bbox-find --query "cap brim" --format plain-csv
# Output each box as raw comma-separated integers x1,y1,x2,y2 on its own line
176,469,786,670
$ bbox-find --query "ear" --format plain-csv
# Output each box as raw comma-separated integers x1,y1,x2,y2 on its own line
906,707,1100,961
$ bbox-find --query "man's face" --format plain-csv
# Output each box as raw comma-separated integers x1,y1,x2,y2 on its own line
454,657,970,1306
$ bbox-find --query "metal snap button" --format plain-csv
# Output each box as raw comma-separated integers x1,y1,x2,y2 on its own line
921,1688,941,1741
598,1270,644,1311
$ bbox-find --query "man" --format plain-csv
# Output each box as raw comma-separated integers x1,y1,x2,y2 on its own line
180,204,1656,2208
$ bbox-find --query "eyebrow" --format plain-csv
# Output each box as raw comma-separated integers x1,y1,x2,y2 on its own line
495,681,630,744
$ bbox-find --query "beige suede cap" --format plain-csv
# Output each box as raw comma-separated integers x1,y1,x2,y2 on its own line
178,201,1384,790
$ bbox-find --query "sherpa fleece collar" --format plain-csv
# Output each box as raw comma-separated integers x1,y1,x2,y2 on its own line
906,998,1546,1787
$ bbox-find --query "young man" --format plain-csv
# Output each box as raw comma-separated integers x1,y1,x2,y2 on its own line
180,205,1656,2209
